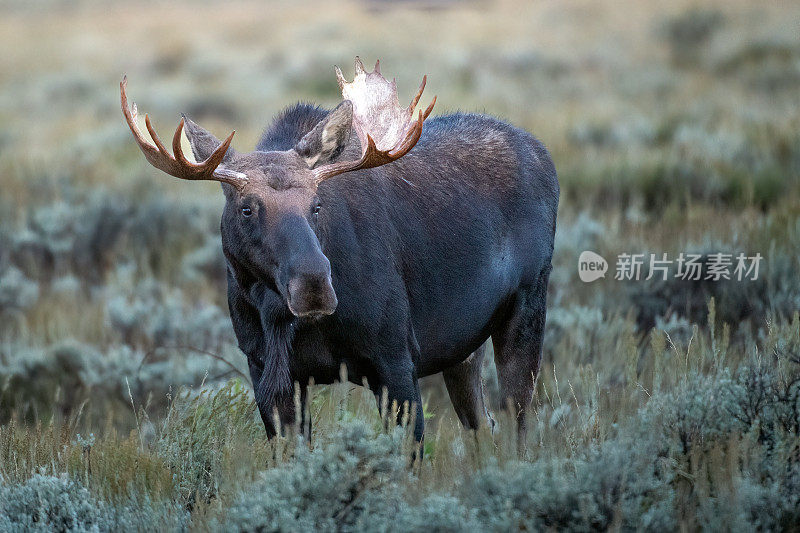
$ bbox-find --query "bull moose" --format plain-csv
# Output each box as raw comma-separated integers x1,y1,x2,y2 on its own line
120,58,559,449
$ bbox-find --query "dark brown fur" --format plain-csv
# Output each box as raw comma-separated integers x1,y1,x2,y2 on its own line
183,104,559,449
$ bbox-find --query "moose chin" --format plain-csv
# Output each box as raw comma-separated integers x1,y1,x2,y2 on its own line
120,57,559,453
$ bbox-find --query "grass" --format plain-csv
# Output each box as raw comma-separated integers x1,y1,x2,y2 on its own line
2,312,799,530
1,0,800,530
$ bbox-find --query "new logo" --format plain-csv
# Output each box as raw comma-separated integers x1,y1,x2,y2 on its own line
578,251,608,282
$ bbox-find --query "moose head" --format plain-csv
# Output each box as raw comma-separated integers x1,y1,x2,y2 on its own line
121,58,435,319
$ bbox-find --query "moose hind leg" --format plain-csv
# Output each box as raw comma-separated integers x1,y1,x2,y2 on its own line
491,266,551,451
443,344,495,431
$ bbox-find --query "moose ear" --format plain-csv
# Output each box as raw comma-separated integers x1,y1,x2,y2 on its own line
295,101,353,168
183,115,236,163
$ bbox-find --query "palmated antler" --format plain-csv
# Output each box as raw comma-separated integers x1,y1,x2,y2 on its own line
120,76,247,188
313,57,436,183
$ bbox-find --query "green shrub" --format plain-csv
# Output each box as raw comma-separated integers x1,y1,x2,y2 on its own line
639,372,737,454
625,253,770,332
0,266,39,315
155,380,270,508
0,473,106,532
636,343,800,530
0,341,105,424
460,433,674,532
0,472,189,532
105,279,234,352
224,421,410,532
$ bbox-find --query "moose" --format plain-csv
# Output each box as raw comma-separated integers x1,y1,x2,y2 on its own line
120,58,559,449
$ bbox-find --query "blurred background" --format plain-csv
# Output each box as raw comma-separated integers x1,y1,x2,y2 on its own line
1,0,799,444
2,1,800,529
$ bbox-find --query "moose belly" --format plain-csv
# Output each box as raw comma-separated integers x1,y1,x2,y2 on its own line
412,236,522,377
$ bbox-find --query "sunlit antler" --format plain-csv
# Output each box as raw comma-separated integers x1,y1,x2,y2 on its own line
314,57,436,183
120,76,247,188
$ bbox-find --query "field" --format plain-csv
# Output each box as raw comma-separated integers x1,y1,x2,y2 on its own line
1,0,799,530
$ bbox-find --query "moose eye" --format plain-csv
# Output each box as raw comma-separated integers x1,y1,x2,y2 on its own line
312,202,322,215
241,206,252,217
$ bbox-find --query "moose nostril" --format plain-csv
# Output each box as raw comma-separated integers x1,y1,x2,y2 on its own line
287,274,337,317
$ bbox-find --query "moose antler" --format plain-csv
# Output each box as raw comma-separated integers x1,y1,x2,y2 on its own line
313,57,436,183
120,76,247,188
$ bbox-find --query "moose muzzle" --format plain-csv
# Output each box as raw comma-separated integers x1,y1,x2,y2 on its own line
286,269,338,318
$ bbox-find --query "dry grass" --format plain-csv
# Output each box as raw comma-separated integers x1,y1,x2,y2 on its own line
1,0,800,530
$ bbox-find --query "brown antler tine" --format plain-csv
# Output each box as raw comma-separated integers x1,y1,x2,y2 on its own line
172,117,235,171
121,77,156,152
390,110,424,157
354,56,366,75
422,96,436,119
120,76,128,110
120,76,131,117
401,105,428,144
407,75,426,115
172,118,195,167
144,114,172,156
206,130,236,169
121,76,244,187
374,59,381,74
393,112,421,153
364,134,378,156
335,65,346,90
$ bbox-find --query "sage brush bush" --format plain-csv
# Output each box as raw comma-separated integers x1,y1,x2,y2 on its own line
0,473,189,532
224,422,411,532
0,473,106,532
460,443,675,532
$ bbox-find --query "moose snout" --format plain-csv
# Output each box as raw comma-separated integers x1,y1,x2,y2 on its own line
286,272,338,318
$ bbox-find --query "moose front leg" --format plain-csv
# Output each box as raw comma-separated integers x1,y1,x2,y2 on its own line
373,359,425,446
248,357,278,436
247,357,298,438
247,357,315,440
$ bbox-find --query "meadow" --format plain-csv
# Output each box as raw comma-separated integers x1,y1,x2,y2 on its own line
1,0,799,530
